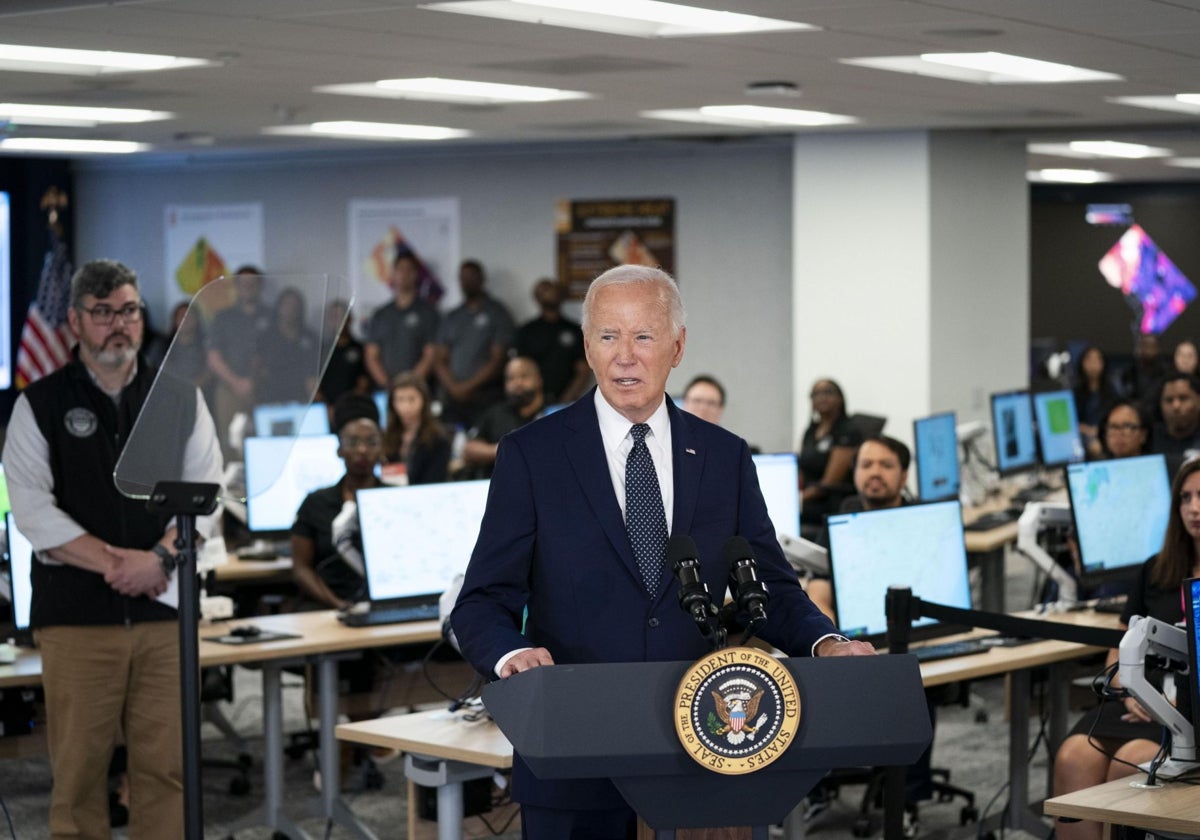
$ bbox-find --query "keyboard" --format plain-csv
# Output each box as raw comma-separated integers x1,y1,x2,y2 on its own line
908,639,990,662
1093,596,1127,615
339,602,440,627
963,510,1018,532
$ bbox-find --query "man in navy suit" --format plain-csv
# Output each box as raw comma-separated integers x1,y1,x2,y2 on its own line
452,264,874,839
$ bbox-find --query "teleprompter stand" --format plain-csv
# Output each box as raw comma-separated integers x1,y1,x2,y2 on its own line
147,481,221,840
483,655,931,838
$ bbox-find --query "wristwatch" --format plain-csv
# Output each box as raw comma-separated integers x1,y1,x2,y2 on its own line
153,544,177,576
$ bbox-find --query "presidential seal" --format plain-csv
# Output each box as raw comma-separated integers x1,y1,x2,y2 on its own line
673,646,800,775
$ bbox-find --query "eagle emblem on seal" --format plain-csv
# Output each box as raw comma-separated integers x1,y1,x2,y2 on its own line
711,678,768,745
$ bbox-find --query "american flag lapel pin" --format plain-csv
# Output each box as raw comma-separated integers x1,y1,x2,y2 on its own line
685,448,696,455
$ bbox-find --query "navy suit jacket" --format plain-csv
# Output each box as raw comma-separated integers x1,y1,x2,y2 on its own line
451,390,839,808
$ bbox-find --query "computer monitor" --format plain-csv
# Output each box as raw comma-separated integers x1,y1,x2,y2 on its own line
0,464,10,520
1183,576,1200,738
5,512,32,644
243,434,344,533
913,411,960,502
990,390,1038,475
826,499,972,646
252,402,330,437
1067,454,1171,585
373,391,388,427
1033,389,1085,468
355,480,491,601
751,452,800,538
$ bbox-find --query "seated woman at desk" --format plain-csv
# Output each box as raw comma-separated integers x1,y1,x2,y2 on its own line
381,372,451,485
1051,456,1200,840
797,378,862,532
1098,399,1150,460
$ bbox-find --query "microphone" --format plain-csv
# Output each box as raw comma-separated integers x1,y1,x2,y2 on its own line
669,535,723,646
723,536,769,640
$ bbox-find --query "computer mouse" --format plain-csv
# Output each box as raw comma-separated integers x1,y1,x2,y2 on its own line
230,625,262,638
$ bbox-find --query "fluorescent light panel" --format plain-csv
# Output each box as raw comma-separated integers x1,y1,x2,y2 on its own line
0,137,147,154
0,103,172,127
642,104,857,128
317,77,590,104
419,0,816,37
842,52,1121,84
1165,158,1200,170
1027,140,1172,160
0,43,212,75
1028,168,1114,184
263,121,471,141
1109,95,1200,116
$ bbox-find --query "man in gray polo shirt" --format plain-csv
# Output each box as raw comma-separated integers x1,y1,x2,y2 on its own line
433,259,514,426
364,249,440,390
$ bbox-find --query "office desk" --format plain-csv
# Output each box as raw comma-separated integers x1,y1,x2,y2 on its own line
962,486,1067,612
337,710,514,840
0,611,444,839
198,610,444,839
212,554,293,584
1044,775,1200,839
910,608,1120,838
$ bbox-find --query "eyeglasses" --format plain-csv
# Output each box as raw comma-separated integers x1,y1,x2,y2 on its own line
341,434,382,450
1107,422,1143,433
78,302,144,326
810,387,838,398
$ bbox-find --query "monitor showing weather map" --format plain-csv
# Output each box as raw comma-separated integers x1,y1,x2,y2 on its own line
827,500,972,644
1067,454,1171,580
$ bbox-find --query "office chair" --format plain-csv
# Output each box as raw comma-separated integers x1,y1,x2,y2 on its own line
200,666,253,796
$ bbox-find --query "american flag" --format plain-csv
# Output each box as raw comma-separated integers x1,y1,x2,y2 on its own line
15,228,75,388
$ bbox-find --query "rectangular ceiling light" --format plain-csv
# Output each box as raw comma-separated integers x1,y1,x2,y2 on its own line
1027,168,1114,184
0,103,173,127
264,121,472,141
1028,140,1172,160
0,44,213,75
1109,95,1200,116
0,137,147,154
317,77,591,104
842,52,1121,84
420,0,816,37
642,104,857,128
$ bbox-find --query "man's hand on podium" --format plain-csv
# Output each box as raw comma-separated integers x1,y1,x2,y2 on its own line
500,647,555,677
815,638,876,657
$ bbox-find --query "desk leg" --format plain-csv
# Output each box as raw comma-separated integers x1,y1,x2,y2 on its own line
1005,668,1055,837
225,663,308,839
313,656,379,840
403,753,496,840
970,547,1006,613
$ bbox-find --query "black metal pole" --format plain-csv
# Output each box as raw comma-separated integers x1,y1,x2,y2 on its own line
175,513,204,839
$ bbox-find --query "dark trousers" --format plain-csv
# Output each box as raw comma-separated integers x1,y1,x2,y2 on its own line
521,803,637,840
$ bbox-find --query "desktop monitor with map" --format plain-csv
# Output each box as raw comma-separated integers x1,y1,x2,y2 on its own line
913,411,960,502
1067,454,1171,587
251,402,330,437
826,499,973,646
990,390,1038,476
1033,389,1085,468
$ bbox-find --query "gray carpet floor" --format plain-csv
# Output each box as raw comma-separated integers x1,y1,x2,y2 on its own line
0,550,1092,839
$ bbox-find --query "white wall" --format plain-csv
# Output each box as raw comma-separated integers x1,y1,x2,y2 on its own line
792,132,934,450
791,130,1029,466
72,139,797,449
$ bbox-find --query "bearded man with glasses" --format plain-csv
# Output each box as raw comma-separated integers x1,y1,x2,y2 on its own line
2,259,223,838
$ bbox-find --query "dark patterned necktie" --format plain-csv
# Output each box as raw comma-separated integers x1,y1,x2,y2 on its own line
625,423,668,592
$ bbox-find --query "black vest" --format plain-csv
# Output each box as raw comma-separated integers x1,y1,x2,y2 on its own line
23,357,194,627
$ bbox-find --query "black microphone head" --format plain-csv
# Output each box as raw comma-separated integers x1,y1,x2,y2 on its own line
669,534,700,570
723,535,754,564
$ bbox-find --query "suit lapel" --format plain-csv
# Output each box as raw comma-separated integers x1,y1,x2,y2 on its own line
563,396,643,585
668,400,703,554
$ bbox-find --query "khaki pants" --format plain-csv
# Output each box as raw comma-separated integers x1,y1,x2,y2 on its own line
37,623,183,840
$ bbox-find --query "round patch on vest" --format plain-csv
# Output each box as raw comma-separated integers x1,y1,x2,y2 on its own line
63,407,99,438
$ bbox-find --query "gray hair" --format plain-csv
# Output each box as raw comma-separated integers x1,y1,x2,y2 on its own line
70,259,139,309
581,264,686,337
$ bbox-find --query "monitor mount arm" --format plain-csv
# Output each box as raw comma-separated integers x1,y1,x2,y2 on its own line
1119,615,1198,778
1015,501,1077,606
